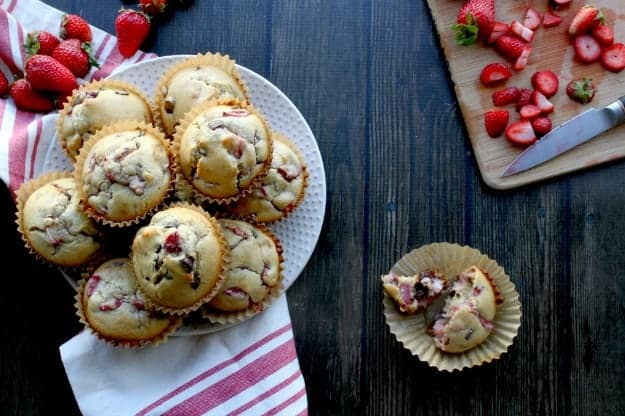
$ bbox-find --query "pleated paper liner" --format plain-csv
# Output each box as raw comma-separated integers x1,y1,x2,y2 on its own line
56,79,154,161
172,99,273,206
130,202,231,317
153,52,251,136
73,121,174,228
15,171,108,270
75,258,182,348
202,220,285,325
226,132,309,224
382,242,522,372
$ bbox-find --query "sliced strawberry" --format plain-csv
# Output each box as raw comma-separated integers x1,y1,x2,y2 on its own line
569,5,604,36
487,21,509,44
600,43,625,73
531,116,552,137
531,70,559,97
492,86,520,106
484,109,509,138
551,0,572,6
516,88,533,112
505,120,537,147
513,45,532,71
519,104,541,120
523,7,541,30
531,91,554,114
591,24,614,47
573,34,601,64
566,77,596,104
510,21,535,43
542,11,563,28
479,62,512,86
495,35,526,60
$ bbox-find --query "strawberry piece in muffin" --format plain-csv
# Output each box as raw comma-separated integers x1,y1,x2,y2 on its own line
381,270,447,314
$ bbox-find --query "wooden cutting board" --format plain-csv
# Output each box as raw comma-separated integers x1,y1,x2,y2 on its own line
426,0,625,189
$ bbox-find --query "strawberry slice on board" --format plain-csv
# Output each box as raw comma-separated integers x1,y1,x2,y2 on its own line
531,116,552,137
484,109,509,138
542,11,563,28
531,91,554,115
452,0,495,45
531,70,559,98
495,35,526,61
505,120,537,147
600,43,625,73
510,21,535,43
519,104,541,120
492,86,520,106
573,34,601,64
513,45,532,71
523,7,541,30
516,88,533,112
487,21,509,44
479,62,513,86
592,24,615,47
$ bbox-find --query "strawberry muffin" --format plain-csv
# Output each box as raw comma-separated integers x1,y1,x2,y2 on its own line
228,132,307,223
381,270,447,314
77,258,181,347
131,205,229,315
74,122,172,226
16,172,103,267
174,100,272,204
57,80,153,161
429,265,501,353
206,219,283,316
155,53,249,135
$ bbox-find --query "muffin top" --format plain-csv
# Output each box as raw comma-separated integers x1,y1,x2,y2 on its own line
159,65,247,135
131,206,227,313
21,177,102,267
208,219,281,312
80,258,178,345
77,126,171,223
177,102,271,201
58,83,152,161
430,266,498,353
229,136,306,222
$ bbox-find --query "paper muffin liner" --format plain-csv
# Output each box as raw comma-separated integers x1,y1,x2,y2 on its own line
153,52,251,136
73,121,175,228
15,171,109,270
131,202,231,316
75,267,182,348
226,131,309,224
202,221,285,325
56,79,154,161
382,242,522,372
172,99,273,206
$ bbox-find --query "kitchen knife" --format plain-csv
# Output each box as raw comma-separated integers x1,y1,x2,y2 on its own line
501,96,625,177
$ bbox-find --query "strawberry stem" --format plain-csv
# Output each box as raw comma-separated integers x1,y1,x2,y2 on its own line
452,13,479,45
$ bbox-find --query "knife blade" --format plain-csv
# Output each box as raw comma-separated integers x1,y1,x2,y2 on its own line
501,96,625,177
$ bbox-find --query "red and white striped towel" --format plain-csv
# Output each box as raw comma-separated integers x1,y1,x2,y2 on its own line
1,1,308,414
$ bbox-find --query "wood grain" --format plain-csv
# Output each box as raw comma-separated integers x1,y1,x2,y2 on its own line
427,0,625,189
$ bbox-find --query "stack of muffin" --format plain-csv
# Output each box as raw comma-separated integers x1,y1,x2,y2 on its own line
15,52,308,348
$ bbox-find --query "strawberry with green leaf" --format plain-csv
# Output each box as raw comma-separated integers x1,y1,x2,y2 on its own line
453,0,495,45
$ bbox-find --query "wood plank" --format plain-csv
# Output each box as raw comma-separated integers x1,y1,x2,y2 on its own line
426,0,625,189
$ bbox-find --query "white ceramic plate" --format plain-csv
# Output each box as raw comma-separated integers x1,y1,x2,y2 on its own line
46,55,326,336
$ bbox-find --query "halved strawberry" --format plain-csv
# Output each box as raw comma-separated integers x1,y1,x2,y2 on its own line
516,88,533,111
505,120,537,147
492,86,520,106
523,7,541,30
487,21,509,44
531,116,552,137
569,5,604,36
519,104,541,120
542,11,563,28
514,45,533,71
566,77,596,104
531,70,559,97
573,34,601,64
510,21,535,43
484,109,509,137
479,62,512,86
495,35,526,60
591,24,614,46
531,91,554,114
600,43,625,73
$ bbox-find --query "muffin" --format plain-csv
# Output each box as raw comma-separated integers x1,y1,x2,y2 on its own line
74,122,172,226
228,133,307,223
57,79,153,161
381,270,447,314
131,204,229,315
16,172,104,267
174,100,272,204
206,219,283,319
76,258,181,347
155,53,249,135
429,265,500,353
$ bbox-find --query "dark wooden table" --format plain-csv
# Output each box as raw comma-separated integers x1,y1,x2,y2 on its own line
2,1,625,415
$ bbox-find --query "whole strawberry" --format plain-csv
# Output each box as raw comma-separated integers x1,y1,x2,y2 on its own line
52,39,99,78
24,31,60,57
115,9,151,58
9,79,54,112
139,0,167,16
25,55,77,94
0,71,9,97
60,14,92,42
453,0,495,45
